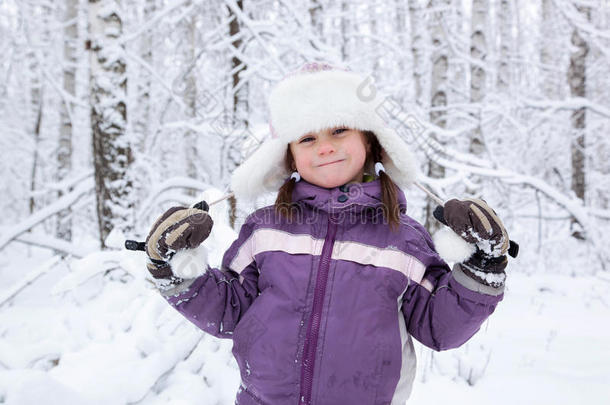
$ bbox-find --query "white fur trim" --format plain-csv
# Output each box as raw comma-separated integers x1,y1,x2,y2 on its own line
231,138,287,200
170,245,209,279
374,125,419,190
432,227,476,264
230,68,419,200
269,70,386,142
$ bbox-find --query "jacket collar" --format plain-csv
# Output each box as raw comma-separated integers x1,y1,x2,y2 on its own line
290,178,407,216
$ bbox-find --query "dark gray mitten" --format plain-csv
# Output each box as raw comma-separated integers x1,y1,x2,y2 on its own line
441,198,510,287
443,198,509,257
459,249,508,288
145,205,213,286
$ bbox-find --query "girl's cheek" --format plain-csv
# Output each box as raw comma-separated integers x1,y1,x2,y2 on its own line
294,154,307,168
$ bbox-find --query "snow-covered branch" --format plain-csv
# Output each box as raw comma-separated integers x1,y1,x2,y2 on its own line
14,233,91,258
407,117,609,226
518,96,610,119
0,179,94,251
120,0,192,44
0,256,62,307
27,171,93,197
223,0,288,74
135,177,216,229
553,0,610,61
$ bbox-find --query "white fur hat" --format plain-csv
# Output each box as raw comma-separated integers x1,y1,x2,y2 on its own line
231,62,419,200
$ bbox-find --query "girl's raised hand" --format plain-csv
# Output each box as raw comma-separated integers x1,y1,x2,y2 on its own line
442,198,509,258
144,204,214,280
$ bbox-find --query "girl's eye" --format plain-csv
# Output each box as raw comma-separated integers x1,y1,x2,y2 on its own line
299,136,315,143
333,128,347,135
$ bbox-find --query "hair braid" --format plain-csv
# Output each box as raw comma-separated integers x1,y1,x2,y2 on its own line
366,131,400,232
274,145,297,220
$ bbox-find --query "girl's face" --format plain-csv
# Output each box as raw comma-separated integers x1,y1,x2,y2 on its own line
289,127,370,188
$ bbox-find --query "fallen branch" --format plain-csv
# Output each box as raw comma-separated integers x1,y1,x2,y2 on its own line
0,256,62,307
14,232,91,258
51,250,123,295
0,178,93,252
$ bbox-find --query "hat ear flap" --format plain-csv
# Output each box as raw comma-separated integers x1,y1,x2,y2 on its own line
231,138,288,201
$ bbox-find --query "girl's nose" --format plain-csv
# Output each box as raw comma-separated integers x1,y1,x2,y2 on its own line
317,139,335,155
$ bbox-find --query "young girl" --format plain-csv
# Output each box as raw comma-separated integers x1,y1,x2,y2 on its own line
144,63,510,405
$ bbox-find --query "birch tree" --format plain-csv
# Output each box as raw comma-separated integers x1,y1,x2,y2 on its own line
309,0,324,37
448,0,467,106
369,4,381,73
183,6,200,196
409,0,427,106
340,1,350,60
57,0,78,242
88,0,133,247
497,0,513,92
540,0,561,99
425,0,450,233
133,0,155,151
225,0,248,227
26,3,45,217
588,2,610,212
468,0,488,159
394,0,408,76
567,5,590,240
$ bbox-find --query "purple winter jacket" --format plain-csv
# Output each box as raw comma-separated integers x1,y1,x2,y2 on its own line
161,179,504,405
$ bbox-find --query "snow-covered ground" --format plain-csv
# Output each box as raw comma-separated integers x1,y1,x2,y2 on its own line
1,216,609,404
410,271,610,405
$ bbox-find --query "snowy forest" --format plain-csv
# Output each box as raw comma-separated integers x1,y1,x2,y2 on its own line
1,0,609,403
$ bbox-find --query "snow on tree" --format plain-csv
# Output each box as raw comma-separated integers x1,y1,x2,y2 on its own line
88,0,133,248
0,0,609,403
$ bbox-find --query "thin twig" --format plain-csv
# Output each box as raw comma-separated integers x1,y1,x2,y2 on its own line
413,181,445,206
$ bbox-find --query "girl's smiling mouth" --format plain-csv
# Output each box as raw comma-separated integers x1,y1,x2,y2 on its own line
317,159,345,168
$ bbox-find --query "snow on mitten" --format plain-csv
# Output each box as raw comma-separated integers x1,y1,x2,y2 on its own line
443,198,509,257
459,249,508,288
145,205,213,286
439,198,510,288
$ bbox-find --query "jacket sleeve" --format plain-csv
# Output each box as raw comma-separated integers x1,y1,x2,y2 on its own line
401,220,504,351
159,214,260,339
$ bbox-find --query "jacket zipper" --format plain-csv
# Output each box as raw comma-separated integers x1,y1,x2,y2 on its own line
299,215,338,404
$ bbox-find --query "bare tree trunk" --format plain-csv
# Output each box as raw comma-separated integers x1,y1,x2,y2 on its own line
425,0,449,234
568,6,590,240
469,0,488,159
340,1,350,60
369,4,380,72
29,93,43,216
589,3,610,211
134,0,155,152
57,0,77,243
309,0,324,37
184,7,199,197
409,0,426,106
513,0,524,88
497,0,512,92
226,0,248,228
88,0,132,248
27,3,44,217
540,0,560,99
448,0,467,106
394,0,407,76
